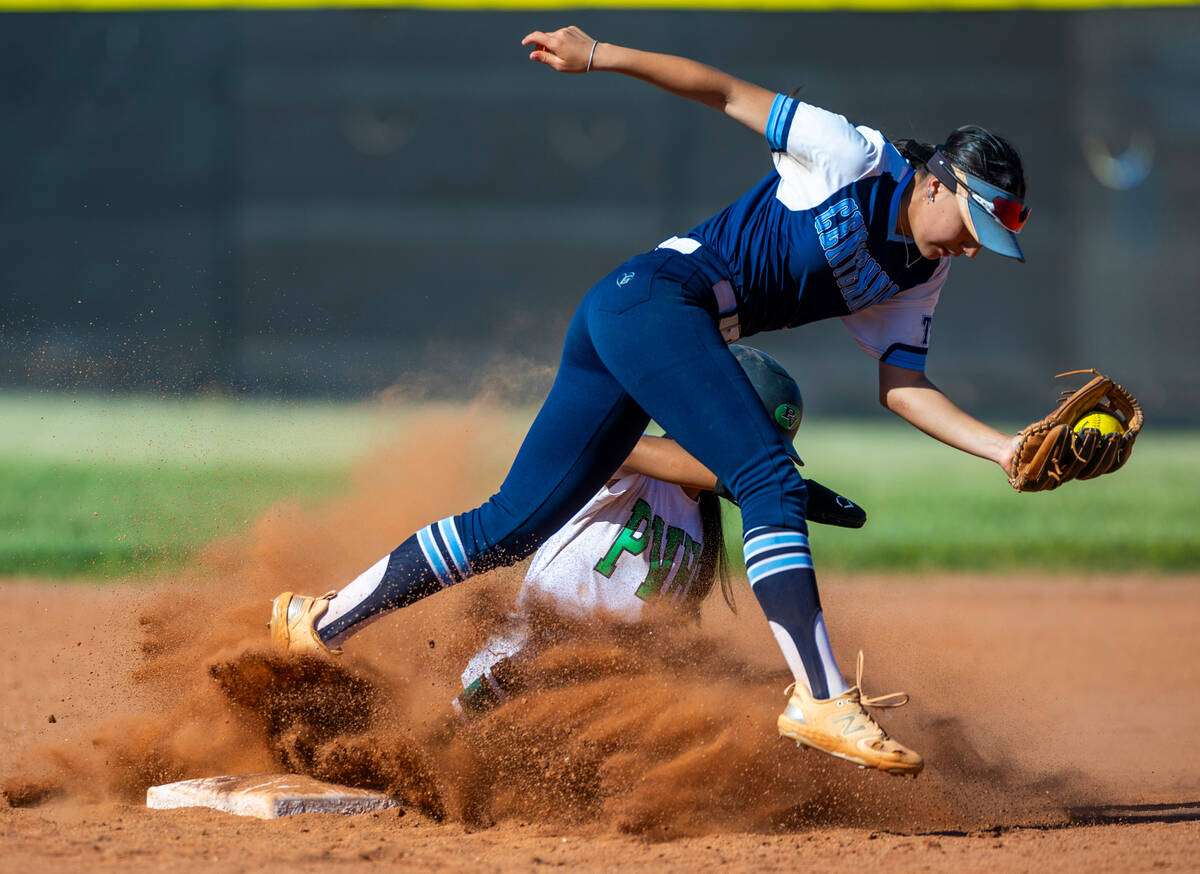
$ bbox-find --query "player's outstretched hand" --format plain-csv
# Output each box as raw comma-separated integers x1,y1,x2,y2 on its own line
522,26,599,74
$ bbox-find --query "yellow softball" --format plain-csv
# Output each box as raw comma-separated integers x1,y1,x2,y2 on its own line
1074,409,1125,436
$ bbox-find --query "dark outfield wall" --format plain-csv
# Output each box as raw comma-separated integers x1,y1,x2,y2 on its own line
1,10,1197,420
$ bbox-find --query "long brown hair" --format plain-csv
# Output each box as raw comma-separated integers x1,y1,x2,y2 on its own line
689,490,734,613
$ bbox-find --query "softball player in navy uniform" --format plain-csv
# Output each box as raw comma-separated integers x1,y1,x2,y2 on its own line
450,346,865,718
271,26,1032,777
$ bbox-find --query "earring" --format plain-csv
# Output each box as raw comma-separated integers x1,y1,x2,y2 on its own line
927,189,935,204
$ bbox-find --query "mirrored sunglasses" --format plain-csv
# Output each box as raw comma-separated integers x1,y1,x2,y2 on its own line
927,151,1030,233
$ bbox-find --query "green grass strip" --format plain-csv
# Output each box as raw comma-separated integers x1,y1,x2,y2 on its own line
3,393,1197,578
1,393,408,578
0,459,346,578
725,422,1200,574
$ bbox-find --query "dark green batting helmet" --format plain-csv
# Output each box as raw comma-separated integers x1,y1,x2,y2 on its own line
731,344,804,465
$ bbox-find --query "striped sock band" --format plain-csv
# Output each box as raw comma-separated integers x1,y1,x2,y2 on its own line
743,524,847,700
416,515,472,588
317,516,474,645
743,525,813,585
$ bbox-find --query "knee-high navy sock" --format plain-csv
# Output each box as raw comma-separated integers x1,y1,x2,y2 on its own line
316,516,471,646
743,525,847,699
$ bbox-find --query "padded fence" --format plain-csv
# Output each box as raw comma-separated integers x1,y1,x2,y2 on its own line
1,9,1197,420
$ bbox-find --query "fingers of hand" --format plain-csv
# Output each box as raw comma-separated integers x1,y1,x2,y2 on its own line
522,27,572,55
522,32,556,63
527,50,559,69
521,26,594,72
520,30,551,48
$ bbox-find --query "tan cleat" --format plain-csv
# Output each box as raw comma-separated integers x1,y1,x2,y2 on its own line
268,591,342,656
777,651,923,777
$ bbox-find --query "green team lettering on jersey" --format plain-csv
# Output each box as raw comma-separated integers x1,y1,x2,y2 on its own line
637,518,679,599
593,498,653,577
593,497,704,603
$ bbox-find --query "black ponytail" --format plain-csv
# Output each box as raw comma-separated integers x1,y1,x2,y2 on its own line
894,126,1026,198
942,125,1025,198
894,138,936,170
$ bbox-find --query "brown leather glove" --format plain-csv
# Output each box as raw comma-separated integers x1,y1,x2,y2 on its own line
1009,369,1143,492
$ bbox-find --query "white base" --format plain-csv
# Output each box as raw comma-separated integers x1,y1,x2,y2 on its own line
146,774,399,819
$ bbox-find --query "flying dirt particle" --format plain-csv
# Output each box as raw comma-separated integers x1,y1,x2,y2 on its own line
47,714,56,724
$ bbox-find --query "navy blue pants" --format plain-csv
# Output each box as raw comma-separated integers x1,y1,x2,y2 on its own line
321,247,837,695
457,248,808,565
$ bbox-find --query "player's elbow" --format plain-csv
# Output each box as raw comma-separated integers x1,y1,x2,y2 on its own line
880,385,908,416
878,366,930,414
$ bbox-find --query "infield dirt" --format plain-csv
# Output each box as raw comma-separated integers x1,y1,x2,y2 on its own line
3,413,1198,871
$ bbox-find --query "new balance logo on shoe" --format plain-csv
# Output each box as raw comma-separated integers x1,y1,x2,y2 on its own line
833,714,865,737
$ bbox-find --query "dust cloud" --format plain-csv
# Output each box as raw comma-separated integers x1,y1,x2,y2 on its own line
4,401,1094,836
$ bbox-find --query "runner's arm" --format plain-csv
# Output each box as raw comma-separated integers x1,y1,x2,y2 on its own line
619,435,718,491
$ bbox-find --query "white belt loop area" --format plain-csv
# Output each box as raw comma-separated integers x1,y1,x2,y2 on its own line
712,279,740,344
656,236,741,345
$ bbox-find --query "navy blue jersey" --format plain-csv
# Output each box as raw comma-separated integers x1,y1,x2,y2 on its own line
684,95,949,372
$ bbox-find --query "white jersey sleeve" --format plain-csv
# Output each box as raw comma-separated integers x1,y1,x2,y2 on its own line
765,94,889,211
839,258,948,371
